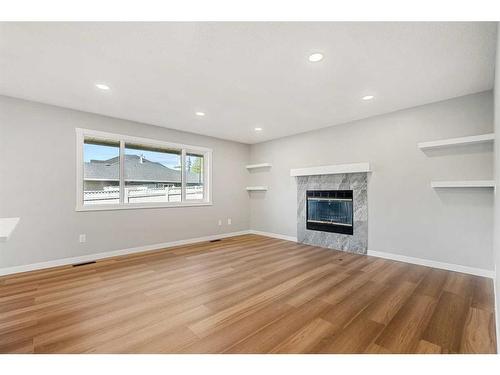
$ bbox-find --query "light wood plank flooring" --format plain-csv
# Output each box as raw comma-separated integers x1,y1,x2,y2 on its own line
0,234,496,354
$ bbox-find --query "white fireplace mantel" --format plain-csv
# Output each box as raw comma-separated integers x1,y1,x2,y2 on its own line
290,162,371,177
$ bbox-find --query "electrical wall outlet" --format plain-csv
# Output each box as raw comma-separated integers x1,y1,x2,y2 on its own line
79,234,86,243
227,218,232,225
218,219,222,226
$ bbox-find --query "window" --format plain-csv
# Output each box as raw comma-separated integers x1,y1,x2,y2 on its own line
124,143,182,204
185,153,204,200
83,138,120,205
76,129,211,211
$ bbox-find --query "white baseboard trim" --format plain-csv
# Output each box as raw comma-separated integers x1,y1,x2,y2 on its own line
0,230,251,277
248,230,297,242
367,250,495,279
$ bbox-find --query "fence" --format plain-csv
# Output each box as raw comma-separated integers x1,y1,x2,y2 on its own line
84,186,203,204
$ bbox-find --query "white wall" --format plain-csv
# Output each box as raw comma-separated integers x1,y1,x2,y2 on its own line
249,91,494,270
0,96,250,268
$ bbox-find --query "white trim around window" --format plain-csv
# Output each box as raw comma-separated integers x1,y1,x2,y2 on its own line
75,128,213,211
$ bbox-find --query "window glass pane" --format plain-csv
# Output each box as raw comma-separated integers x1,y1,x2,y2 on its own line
185,153,204,200
83,138,120,205
124,143,182,203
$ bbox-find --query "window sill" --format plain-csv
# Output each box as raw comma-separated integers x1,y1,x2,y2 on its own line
76,201,213,212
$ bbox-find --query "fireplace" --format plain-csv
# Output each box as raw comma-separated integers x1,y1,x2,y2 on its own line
306,190,353,235
297,173,366,253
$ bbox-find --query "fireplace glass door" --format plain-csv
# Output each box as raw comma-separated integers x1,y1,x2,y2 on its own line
306,190,353,235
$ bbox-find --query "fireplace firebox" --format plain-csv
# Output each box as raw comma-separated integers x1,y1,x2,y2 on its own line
306,190,353,235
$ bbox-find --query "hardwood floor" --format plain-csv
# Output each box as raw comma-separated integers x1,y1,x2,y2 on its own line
0,234,496,354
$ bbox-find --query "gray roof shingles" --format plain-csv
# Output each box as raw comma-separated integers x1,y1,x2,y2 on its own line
84,155,202,184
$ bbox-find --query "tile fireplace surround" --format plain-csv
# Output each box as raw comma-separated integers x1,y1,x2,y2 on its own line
296,172,368,254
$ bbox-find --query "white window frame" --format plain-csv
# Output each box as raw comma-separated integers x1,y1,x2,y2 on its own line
76,128,212,211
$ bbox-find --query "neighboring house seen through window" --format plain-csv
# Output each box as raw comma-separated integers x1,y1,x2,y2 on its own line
76,129,212,210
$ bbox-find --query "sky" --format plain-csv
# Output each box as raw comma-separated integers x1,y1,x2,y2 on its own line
84,144,181,169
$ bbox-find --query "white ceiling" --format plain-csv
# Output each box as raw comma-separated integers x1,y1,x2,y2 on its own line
0,22,496,144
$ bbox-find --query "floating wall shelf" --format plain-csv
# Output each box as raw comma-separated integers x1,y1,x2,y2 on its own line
246,186,268,191
246,163,272,170
431,180,495,188
418,133,494,150
0,217,20,242
290,162,371,177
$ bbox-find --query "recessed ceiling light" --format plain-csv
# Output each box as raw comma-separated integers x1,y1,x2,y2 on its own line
362,95,374,101
95,83,110,91
195,111,205,117
254,127,263,132
308,53,324,62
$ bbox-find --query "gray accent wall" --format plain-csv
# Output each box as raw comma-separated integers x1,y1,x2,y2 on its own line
249,91,494,270
297,173,368,254
0,96,250,268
